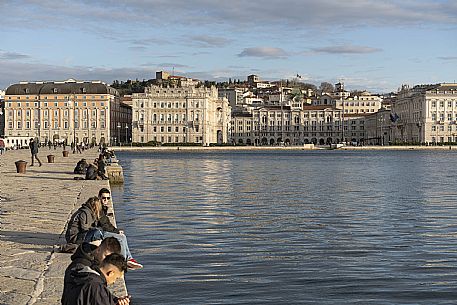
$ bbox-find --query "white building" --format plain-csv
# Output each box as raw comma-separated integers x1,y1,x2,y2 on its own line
132,82,231,145
231,105,366,145
391,83,457,144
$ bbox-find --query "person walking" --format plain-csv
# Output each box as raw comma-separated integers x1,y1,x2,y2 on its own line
29,138,42,166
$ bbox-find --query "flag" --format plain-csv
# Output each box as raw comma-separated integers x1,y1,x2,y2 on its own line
390,113,400,123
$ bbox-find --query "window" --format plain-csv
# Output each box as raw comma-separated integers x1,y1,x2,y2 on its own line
432,101,436,107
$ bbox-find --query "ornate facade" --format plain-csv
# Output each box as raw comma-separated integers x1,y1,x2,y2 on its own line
4,79,130,146
231,105,366,145
132,84,231,145
391,83,457,144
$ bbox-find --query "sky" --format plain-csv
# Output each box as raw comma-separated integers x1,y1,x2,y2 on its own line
1,0,456,93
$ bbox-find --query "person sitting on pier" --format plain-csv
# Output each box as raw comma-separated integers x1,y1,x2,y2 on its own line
65,197,102,245
62,237,121,303
85,162,107,180
83,188,143,270
74,158,89,175
62,253,131,305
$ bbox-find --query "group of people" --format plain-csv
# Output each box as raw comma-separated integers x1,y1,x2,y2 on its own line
62,188,142,304
74,152,110,180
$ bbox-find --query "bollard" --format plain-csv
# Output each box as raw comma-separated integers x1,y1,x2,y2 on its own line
47,155,55,163
15,160,27,174
62,150,69,157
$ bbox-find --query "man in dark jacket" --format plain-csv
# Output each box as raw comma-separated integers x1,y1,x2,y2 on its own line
62,253,130,305
97,188,120,234
85,163,100,180
62,237,121,303
74,159,89,174
29,138,42,166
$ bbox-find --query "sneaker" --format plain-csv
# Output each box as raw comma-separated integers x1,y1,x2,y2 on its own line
127,258,143,270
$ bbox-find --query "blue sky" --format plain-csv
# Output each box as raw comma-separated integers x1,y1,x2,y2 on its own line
1,0,456,92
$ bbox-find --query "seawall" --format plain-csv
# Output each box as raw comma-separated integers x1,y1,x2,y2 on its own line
0,148,127,304
113,145,457,152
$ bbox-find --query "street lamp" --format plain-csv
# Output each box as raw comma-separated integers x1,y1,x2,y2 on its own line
117,123,121,146
125,124,129,145
68,96,77,153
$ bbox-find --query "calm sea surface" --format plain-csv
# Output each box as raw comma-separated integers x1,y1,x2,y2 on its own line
111,150,457,305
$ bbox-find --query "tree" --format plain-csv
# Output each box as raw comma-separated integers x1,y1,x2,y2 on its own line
319,82,334,94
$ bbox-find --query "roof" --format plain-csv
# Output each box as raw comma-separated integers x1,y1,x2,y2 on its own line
5,80,119,96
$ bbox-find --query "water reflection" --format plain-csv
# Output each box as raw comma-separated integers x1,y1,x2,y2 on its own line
112,150,457,305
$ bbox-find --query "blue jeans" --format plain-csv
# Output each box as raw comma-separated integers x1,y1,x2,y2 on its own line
85,229,132,260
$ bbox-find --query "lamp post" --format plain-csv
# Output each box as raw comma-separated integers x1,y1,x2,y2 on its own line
117,123,121,146
69,95,77,153
125,124,129,145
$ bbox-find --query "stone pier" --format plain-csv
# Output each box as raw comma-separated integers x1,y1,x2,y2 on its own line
0,148,127,304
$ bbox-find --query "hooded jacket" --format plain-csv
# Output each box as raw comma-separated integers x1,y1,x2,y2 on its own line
62,243,98,301
65,203,98,244
61,265,117,305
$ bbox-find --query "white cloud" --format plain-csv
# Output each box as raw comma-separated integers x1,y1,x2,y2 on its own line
0,50,30,60
238,47,288,59
312,45,382,54
189,35,231,48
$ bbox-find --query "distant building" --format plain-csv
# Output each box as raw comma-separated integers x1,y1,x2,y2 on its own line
0,90,5,137
391,83,457,144
218,88,245,108
314,85,382,115
4,79,131,146
231,105,365,145
132,76,231,145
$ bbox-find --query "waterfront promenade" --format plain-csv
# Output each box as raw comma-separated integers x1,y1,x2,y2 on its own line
0,148,126,304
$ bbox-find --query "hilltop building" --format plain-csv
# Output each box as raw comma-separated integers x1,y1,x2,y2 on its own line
3,79,131,147
0,90,5,137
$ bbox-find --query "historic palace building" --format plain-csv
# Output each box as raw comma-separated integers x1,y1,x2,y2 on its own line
231,105,366,145
390,83,457,144
4,79,131,147
132,75,231,145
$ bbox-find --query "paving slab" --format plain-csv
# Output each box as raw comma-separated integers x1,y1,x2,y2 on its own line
0,148,127,304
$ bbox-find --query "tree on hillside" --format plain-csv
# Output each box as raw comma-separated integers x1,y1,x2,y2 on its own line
319,82,334,94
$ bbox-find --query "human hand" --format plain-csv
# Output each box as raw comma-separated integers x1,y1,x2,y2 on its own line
116,295,131,305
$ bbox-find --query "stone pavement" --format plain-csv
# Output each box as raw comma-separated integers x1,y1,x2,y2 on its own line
0,147,127,305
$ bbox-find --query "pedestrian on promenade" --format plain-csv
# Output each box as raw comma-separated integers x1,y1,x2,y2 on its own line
89,188,142,269
62,237,121,303
0,139,5,155
29,138,42,166
65,197,102,245
62,253,131,305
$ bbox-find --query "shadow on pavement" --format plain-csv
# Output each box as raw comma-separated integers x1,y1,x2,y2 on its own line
0,230,62,246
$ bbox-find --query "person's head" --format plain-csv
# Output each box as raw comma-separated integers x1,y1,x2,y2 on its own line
85,197,102,220
93,237,121,264
30,138,34,142
99,253,127,285
98,188,111,206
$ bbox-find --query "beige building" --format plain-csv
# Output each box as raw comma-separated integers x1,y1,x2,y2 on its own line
231,105,366,145
4,79,130,146
132,82,231,145
391,83,457,144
